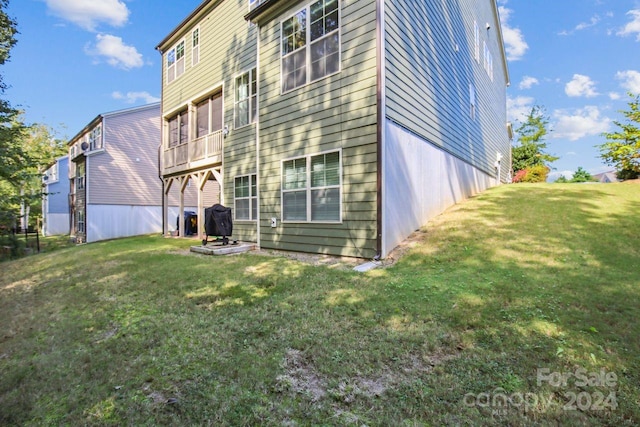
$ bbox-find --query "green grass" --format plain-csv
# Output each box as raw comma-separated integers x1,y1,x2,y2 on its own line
1,183,639,426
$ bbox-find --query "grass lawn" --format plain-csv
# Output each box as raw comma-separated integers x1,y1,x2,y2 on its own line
1,183,638,426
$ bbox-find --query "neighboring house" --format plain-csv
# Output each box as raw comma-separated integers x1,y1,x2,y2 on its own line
68,103,163,243
156,0,511,258
593,171,619,183
42,155,70,236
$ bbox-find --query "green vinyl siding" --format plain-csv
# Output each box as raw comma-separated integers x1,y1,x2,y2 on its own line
257,0,378,258
159,0,259,243
384,0,510,180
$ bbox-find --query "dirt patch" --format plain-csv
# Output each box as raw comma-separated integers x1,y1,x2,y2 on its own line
276,349,327,402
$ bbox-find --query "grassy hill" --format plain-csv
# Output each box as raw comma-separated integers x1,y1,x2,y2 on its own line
1,183,639,426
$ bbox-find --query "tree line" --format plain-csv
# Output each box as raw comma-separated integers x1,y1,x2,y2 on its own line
512,94,640,183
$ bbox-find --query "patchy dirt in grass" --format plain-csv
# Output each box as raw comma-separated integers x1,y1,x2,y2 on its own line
275,347,460,410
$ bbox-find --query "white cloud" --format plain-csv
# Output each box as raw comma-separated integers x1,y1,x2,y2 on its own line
552,106,610,141
45,0,129,31
559,15,601,35
617,9,640,41
112,91,160,104
609,92,622,100
498,6,529,61
615,70,640,94
565,74,599,98
86,34,143,70
519,76,539,90
507,95,534,124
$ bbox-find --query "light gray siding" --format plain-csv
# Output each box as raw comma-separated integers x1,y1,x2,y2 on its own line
88,104,162,206
384,0,510,179
256,0,379,258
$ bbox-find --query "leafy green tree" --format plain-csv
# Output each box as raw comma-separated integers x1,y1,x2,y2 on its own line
598,93,640,179
555,175,569,183
569,167,594,183
512,106,559,182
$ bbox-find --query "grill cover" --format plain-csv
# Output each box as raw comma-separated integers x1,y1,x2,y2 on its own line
204,204,232,237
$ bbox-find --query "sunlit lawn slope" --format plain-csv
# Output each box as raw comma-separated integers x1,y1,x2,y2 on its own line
1,182,638,425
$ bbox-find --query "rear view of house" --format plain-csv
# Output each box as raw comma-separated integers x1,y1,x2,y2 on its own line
68,103,162,243
157,0,511,258
42,155,70,236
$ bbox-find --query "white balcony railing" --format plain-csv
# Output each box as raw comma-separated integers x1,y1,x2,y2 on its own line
163,129,223,172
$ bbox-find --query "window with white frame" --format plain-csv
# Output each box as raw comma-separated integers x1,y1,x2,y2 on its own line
192,28,200,66
76,162,85,190
168,110,189,146
474,21,480,63
167,40,185,83
234,174,257,220
282,151,341,222
77,210,85,234
281,0,340,92
46,162,59,183
483,41,493,81
196,92,223,138
469,83,476,120
235,68,257,128
89,125,102,150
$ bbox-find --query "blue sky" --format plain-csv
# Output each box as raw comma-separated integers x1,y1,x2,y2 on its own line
4,0,640,179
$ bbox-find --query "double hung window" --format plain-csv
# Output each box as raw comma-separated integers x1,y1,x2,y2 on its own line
282,151,341,222
234,69,257,128
281,0,340,92
234,174,257,220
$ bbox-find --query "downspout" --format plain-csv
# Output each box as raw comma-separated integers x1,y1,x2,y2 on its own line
375,0,386,259
255,25,261,249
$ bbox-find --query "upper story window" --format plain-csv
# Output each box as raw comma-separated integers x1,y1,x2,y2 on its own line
168,110,189,147
89,125,102,151
76,162,85,190
45,162,59,183
483,41,494,81
281,0,340,93
473,21,480,63
235,68,257,129
192,28,200,66
167,40,185,83
196,92,223,138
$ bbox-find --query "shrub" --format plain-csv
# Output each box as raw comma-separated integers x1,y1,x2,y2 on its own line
512,165,550,183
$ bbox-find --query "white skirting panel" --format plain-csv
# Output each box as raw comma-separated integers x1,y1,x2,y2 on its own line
382,121,498,257
86,205,164,243
44,213,70,236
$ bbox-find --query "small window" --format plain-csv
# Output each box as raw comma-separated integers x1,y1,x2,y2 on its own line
77,210,85,234
282,151,341,222
76,162,85,190
474,21,480,63
192,28,200,66
234,68,257,128
469,83,476,120
234,174,257,220
89,125,102,150
167,40,185,83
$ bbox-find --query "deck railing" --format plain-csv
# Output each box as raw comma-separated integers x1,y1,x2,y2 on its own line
163,129,223,172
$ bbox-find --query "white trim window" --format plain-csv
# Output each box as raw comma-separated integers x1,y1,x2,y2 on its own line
282,150,341,222
192,28,200,66
168,110,189,147
469,83,476,120
167,40,185,83
483,41,494,81
196,92,223,138
77,210,85,234
89,125,102,151
46,162,59,183
234,68,257,129
76,162,85,190
234,174,257,221
281,0,340,92
474,21,480,63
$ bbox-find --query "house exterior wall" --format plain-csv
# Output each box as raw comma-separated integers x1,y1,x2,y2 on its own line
43,156,70,236
88,105,162,206
383,0,509,180
159,0,258,242
256,0,379,258
380,0,510,256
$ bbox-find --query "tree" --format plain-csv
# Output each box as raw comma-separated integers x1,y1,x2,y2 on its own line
598,93,640,179
512,106,559,182
570,167,595,183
